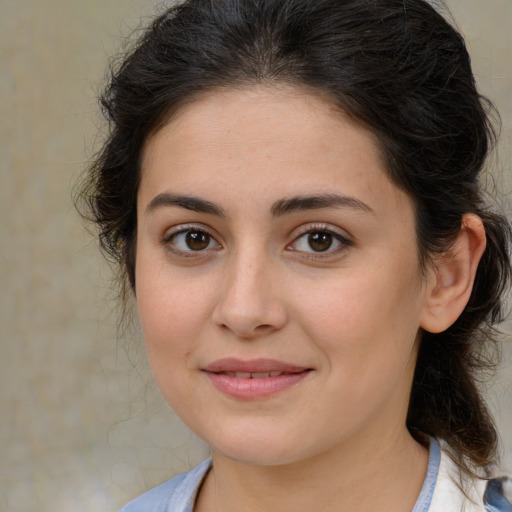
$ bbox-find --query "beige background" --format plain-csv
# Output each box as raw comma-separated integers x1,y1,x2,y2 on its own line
1,1,511,511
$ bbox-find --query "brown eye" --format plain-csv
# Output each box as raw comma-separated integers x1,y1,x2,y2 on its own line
289,228,349,256
167,228,220,253
308,231,334,252
186,230,211,250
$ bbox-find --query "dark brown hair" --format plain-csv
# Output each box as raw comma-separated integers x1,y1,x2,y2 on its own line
78,0,511,473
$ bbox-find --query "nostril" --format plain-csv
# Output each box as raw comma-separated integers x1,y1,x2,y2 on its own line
218,322,277,340
255,324,273,332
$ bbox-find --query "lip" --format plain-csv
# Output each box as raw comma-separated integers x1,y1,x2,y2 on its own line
202,358,313,400
203,358,309,374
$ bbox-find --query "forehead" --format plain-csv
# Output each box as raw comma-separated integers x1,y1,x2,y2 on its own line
144,86,381,155
139,85,407,217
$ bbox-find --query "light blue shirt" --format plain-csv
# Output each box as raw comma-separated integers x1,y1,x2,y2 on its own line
120,439,511,512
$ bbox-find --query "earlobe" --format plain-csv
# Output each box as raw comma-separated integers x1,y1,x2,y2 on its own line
420,214,486,334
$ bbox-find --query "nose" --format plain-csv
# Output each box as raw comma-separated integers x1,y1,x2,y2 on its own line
212,250,288,339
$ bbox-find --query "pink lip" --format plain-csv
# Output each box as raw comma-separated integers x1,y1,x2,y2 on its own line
203,358,308,373
202,358,312,400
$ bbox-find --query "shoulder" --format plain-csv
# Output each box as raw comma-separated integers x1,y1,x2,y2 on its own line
485,477,512,512
119,459,212,512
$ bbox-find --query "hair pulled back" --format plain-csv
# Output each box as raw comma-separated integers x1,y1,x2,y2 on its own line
79,0,511,473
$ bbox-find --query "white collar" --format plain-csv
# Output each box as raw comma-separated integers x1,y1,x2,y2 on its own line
428,442,487,512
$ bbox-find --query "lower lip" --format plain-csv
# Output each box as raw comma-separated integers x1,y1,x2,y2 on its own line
204,371,311,400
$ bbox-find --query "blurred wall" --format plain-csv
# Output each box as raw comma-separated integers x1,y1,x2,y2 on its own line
1,1,510,511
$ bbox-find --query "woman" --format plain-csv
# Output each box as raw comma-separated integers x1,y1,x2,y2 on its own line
79,0,512,510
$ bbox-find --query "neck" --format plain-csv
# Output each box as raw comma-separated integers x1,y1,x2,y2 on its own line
195,428,429,512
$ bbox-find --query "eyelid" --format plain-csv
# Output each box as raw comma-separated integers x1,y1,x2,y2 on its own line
290,222,351,239
161,223,222,255
159,222,352,258
286,223,353,256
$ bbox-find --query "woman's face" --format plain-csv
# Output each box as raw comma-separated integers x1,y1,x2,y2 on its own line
135,86,434,466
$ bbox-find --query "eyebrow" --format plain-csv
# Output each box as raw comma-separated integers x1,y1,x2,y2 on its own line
271,194,374,217
144,192,373,218
145,193,226,217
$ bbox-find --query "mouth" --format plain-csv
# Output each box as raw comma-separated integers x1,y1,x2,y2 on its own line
203,357,310,374
202,358,313,399
217,370,295,378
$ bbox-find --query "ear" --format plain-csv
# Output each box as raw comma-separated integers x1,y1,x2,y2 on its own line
420,214,486,334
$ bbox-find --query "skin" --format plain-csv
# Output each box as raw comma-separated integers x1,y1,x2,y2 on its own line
135,86,485,511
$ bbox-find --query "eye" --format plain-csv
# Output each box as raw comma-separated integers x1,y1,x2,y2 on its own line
289,228,351,255
165,228,221,253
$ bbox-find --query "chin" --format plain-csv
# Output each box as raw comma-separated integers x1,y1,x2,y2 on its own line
205,424,324,467
216,443,305,467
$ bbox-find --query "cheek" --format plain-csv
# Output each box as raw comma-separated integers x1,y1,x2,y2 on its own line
296,271,419,333
299,278,422,429
135,254,212,366
135,271,212,413
293,262,424,378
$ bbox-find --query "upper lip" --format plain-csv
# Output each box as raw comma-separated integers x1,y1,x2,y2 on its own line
203,358,310,373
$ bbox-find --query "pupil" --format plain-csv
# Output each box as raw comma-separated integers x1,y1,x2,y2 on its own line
308,232,332,252
186,231,210,250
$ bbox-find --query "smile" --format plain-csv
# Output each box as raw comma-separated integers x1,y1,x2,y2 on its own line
202,358,313,399
221,371,287,378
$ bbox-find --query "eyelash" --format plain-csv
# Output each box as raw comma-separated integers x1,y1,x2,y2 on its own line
161,223,352,258
287,224,353,259
161,224,221,257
